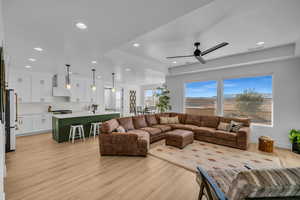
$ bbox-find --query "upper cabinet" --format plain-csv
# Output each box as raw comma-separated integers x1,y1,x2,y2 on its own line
9,70,103,104
70,78,87,102
9,72,31,103
32,74,53,102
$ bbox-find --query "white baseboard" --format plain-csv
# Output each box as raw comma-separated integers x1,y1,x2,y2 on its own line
17,129,52,137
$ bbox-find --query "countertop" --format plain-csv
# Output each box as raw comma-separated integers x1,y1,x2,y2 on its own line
52,112,120,119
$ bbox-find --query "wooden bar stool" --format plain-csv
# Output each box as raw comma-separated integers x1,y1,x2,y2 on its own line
89,122,102,138
69,124,85,143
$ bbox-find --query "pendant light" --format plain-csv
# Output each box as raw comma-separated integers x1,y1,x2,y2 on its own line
65,64,71,89
91,68,96,91
111,72,116,92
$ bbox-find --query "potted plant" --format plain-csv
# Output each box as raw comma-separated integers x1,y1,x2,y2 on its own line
155,84,171,113
288,129,300,154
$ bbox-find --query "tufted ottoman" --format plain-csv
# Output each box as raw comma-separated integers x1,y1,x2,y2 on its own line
165,129,194,149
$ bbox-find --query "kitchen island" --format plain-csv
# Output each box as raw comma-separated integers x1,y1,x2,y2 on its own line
52,112,120,143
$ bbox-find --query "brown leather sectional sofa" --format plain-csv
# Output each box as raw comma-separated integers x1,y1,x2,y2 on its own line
99,113,251,156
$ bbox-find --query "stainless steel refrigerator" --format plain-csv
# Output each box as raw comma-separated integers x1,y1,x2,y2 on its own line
5,89,16,152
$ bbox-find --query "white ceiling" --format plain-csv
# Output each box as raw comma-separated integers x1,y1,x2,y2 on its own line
3,0,300,85
118,0,300,67
3,0,211,85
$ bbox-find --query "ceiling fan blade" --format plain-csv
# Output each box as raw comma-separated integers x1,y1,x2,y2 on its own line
166,55,194,59
201,42,229,56
195,56,206,64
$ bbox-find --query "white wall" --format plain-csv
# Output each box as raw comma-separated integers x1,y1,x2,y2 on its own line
166,55,300,149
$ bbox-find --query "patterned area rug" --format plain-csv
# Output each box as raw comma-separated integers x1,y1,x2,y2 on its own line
149,141,282,172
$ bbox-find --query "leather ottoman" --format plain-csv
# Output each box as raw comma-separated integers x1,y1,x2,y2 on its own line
165,129,194,149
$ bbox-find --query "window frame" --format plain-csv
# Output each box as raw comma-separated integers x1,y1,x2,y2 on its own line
183,73,274,127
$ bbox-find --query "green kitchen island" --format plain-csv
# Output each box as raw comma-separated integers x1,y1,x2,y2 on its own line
52,112,120,143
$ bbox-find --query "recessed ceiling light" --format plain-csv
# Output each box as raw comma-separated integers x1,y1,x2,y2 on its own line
172,61,177,64
125,68,131,72
256,41,265,46
76,22,87,30
133,43,140,47
25,65,32,69
97,75,101,79
28,58,36,62
34,47,43,52
91,61,97,64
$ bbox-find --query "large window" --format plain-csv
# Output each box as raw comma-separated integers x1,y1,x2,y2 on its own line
185,81,217,116
184,75,273,125
223,76,272,125
144,89,155,106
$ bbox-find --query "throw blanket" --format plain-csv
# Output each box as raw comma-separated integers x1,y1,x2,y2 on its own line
207,167,300,200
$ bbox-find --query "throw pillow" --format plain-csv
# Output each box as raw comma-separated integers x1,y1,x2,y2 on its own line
230,121,243,133
160,117,169,124
116,126,126,133
168,116,180,124
217,122,230,131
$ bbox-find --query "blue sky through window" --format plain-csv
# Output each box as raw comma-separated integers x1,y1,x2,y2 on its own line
185,81,217,98
185,76,272,98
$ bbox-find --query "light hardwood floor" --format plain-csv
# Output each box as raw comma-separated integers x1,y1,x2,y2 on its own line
5,133,300,200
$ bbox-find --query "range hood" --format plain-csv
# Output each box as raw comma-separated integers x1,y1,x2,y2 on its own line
52,74,71,97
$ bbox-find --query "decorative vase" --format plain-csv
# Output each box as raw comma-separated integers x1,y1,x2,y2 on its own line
292,138,300,154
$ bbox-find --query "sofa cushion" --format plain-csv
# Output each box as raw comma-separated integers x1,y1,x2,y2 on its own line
215,130,237,141
169,113,186,123
217,122,231,131
193,127,216,137
185,114,202,126
145,114,158,126
118,117,135,131
127,129,149,135
220,117,251,127
201,116,220,128
169,124,199,131
152,124,172,132
160,116,179,124
101,119,120,133
140,127,162,136
116,126,126,133
160,117,169,124
155,113,170,123
132,116,148,129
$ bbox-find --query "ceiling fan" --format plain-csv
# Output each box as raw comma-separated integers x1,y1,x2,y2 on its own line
166,42,229,64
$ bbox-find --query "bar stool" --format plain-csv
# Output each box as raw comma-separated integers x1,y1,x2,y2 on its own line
69,124,85,143
89,122,102,138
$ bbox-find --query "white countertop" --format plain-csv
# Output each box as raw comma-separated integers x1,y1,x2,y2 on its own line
52,112,120,119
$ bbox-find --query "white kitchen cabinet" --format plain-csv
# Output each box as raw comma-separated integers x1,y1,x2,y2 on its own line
16,114,52,135
32,74,53,102
70,78,88,102
16,115,34,135
33,114,52,131
9,72,31,103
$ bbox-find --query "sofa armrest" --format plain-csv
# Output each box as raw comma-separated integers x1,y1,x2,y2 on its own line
237,127,250,150
99,133,147,156
100,132,138,145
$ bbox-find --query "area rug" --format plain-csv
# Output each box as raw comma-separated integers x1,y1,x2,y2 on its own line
149,141,282,172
